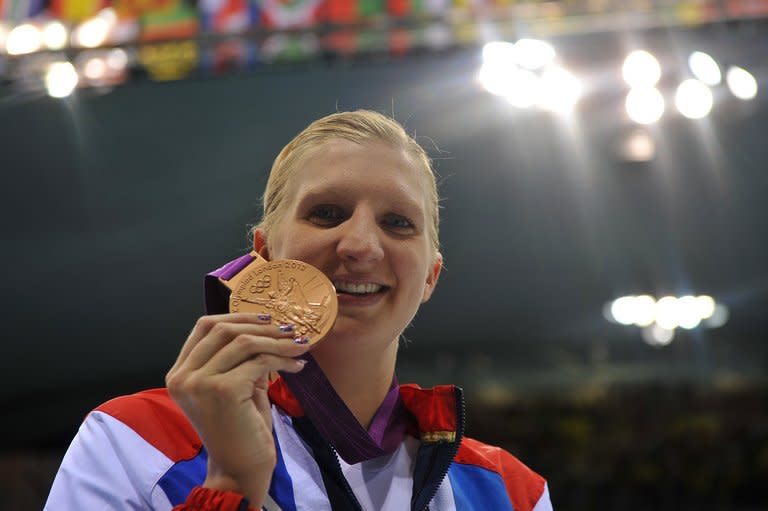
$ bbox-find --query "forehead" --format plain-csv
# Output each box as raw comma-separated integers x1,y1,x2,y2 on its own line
286,139,428,210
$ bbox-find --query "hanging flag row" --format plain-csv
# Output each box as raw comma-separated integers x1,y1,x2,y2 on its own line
6,21,483,95
2,0,768,54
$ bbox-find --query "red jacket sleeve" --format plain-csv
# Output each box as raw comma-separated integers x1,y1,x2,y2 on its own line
173,487,257,511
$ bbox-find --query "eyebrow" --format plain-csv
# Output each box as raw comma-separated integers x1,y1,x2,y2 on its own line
296,187,347,205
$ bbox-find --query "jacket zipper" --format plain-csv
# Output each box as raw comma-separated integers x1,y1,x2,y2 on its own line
290,416,363,511
414,386,466,511
328,444,364,511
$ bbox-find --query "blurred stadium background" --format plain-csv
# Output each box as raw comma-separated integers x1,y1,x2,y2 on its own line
1,0,767,509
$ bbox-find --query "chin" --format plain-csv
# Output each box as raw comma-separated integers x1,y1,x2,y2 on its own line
322,319,399,349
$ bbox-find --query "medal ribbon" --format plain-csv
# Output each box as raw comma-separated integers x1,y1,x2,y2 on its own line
282,355,408,464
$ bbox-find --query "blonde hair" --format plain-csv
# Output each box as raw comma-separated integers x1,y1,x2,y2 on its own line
252,110,440,251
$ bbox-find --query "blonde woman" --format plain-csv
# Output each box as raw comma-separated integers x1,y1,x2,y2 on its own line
46,110,552,511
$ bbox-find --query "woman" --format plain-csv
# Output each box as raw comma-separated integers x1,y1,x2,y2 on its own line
45,110,552,510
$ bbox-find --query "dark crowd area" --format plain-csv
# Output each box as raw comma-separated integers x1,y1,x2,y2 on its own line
469,383,768,510
2,383,766,511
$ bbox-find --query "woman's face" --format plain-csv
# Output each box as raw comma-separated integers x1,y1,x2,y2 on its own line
255,139,442,348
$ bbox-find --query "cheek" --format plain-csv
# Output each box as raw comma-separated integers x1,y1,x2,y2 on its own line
272,226,332,262
397,250,431,297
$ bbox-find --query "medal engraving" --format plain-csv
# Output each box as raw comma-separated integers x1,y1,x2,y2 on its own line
223,253,338,345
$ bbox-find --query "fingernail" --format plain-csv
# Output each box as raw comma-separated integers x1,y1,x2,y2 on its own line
257,313,271,321
294,336,310,345
279,324,294,332
295,359,307,367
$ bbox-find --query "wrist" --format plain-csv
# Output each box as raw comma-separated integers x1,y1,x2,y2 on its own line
203,473,243,494
204,462,273,507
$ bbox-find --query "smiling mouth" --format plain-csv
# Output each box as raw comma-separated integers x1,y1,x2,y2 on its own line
333,281,389,296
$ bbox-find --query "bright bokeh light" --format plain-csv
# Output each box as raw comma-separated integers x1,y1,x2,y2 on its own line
45,61,79,98
84,57,107,80
688,51,721,85
42,21,68,50
6,24,42,55
607,294,725,342
505,68,541,108
632,295,657,327
478,62,515,97
676,295,703,329
642,324,675,347
98,8,118,24
655,296,680,330
696,295,716,320
0,23,9,53
74,16,110,48
625,87,665,124
703,304,729,329
675,79,713,119
482,41,515,66
610,295,657,327
539,66,582,112
512,38,556,70
610,296,637,325
622,50,661,88
726,66,758,100
106,48,128,70
620,128,656,161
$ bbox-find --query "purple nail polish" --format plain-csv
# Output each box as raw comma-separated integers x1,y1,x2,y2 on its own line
294,336,310,345
257,313,271,321
279,324,294,332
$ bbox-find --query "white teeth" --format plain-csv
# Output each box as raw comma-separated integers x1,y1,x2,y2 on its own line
333,282,383,294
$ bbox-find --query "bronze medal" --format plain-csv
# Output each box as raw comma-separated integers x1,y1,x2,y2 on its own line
220,252,338,345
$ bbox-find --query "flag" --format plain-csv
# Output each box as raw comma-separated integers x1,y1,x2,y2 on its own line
1,0,44,22
258,0,322,29
199,0,260,33
49,0,107,22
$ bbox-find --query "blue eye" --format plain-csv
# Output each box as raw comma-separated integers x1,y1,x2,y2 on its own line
384,215,414,231
309,205,344,225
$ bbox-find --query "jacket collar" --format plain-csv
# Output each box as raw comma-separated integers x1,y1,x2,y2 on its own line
268,368,461,445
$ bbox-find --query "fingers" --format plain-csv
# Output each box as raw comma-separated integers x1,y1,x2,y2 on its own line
188,324,302,372
172,313,295,373
223,354,307,386
167,314,309,392
168,352,307,408
204,334,309,374
174,313,273,368
192,354,306,405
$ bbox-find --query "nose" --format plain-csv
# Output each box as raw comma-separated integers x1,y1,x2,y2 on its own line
336,207,384,265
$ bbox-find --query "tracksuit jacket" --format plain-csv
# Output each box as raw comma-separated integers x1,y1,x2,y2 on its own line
46,376,552,510
47,252,551,510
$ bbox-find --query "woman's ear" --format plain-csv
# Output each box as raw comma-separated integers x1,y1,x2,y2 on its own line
252,229,271,260
421,252,443,303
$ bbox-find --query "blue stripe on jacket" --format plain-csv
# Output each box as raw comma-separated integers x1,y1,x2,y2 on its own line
269,430,298,511
158,448,208,505
448,462,515,511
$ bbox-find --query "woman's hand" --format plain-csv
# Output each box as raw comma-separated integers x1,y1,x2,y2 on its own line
166,313,309,506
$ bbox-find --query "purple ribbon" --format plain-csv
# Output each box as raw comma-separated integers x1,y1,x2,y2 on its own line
282,355,408,464
205,253,254,314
